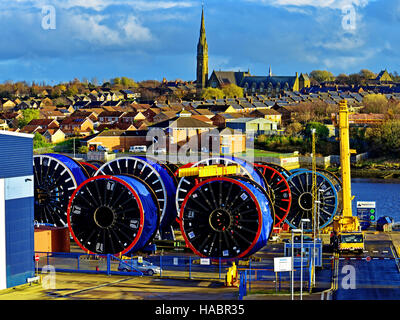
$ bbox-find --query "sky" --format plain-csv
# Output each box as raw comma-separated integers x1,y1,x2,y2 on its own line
0,0,398,84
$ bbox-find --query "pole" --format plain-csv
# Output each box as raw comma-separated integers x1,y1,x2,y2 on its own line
300,224,303,300
291,231,294,300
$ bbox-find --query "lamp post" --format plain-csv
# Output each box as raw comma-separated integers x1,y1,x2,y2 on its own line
300,218,310,300
291,228,302,300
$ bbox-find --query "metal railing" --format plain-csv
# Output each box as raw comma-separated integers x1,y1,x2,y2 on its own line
34,252,232,280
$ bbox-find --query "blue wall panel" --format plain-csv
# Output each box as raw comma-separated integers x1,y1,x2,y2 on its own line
5,197,35,288
0,135,33,179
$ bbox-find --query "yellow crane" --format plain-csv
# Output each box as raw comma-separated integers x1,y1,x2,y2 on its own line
331,100,364,253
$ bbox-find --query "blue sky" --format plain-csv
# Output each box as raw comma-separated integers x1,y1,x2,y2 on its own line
0,0,398,84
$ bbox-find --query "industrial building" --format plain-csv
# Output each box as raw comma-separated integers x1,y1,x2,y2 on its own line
0,131,35,290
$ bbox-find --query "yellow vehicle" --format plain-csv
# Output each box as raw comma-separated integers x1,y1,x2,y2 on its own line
330,100,365,254
334,231,364,254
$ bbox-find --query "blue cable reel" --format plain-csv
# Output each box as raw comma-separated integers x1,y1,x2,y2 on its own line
175,156,268,215
33,153,88,227
94,156,177,240
285,169,338,232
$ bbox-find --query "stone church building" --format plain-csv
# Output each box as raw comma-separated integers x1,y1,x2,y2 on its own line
196,8,310,95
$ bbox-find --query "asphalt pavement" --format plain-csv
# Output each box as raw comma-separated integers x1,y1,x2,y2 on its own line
334,240,400,300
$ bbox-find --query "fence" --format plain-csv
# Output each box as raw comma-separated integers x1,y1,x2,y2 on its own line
238,260,313,299
35,251,232,280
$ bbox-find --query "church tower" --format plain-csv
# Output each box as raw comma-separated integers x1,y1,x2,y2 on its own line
196,6,209,92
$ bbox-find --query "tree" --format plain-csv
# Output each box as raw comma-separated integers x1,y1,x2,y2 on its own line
362,94,388,114
359,69,376,80
33,133,51,149
18,108,40,128
221,84,244,98
65,84,78,97
285,122,303,136
348,73,362,86
309,70,335,83
336,73,350,85
304,122,329,140
78,146,89,154
365,120,400,156
201,87,224,100
120,77,138,88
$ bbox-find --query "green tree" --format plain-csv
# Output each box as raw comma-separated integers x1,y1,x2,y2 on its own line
309,70,335,83
365,120,400,156
348,73,362,85
221,84,244,98
78,146,89,154
336,73,349,85
201,87,224,100
65,85,78,97
359,69,376,80
33,133,50,149
18,108,40,128
285,122,303,136
362,94,388,114
111,77,121,85
304,122,329,140
120,77,138,88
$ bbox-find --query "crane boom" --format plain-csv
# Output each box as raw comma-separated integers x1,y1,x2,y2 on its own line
331,100,364,253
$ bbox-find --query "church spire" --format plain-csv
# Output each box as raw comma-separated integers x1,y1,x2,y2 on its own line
200,4,206,41
196,4,209,91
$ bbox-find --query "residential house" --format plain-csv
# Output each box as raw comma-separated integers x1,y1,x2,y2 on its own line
225,117,278,136
249,108,282,126
214,127,246,154
121,90,138,100
43,128,66,144
60,117,94,136
27,119,59,130
98,111,126,124
96,122,137,132
40,110,66,121
153,111,178,124
272,104,300,125
82,130,149,152
165,116,217,146
1,100,16,111
210,114,226,129
71,111,98,122
0,119,8,130
120,112,146,124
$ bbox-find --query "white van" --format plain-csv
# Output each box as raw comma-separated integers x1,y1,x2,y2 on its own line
129,145,147,153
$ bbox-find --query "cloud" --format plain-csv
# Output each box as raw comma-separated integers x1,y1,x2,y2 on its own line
247,0,370,9
119,16,153,42
322,50,377,70
9,0,195,11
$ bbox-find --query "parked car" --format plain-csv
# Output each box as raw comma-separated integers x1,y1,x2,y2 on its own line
153,147,166,155
129,145,147,153
118,258,161,275
97,145,109,152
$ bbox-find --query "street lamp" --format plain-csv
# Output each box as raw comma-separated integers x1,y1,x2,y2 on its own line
291,228,302,300
313,191,322,287
300,218,310,300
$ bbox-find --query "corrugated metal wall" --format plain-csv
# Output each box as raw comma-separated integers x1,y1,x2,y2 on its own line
5,197,34,288
0,132,35,289
0,134,33,179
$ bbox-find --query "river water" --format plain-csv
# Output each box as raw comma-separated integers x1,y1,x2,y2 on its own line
351,178,400,222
